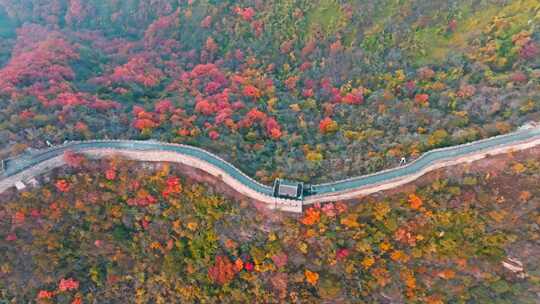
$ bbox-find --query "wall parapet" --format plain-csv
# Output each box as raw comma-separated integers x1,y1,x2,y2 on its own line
2,123,540,214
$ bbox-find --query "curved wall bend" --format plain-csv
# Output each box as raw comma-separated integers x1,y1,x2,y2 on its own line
2,125,540,213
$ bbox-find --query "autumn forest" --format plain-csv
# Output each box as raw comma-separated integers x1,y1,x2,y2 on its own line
0,0,539,183
1,0,540,303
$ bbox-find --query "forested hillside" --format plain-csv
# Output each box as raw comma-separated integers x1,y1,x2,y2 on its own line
0,0,539,183
2,151,540,302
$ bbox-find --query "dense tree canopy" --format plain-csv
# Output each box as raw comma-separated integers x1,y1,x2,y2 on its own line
0,0,539,185
1,2,540,302
1,153,540,302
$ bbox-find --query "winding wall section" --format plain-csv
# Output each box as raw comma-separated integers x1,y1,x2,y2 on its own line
2,125,540,212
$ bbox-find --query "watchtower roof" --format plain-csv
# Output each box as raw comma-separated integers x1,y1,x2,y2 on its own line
273,179,304,200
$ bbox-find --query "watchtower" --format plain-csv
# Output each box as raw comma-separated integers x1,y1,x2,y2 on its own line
273,179,304,200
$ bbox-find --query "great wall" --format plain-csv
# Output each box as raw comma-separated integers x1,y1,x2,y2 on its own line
2,123,540,213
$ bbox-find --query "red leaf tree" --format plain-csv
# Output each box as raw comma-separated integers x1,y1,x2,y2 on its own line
208,255,236,285
0,25,79,103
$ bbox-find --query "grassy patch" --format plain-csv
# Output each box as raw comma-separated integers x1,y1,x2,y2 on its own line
411,0,540,65
306,0,345,38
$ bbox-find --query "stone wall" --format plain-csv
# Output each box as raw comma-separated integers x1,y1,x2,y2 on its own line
0,149,303,212
304,136,540,204
3,133,540,214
